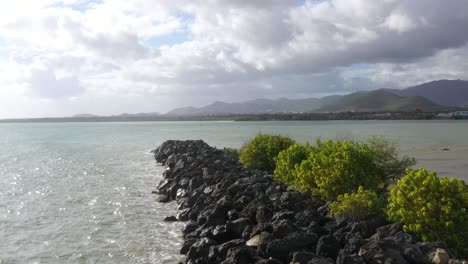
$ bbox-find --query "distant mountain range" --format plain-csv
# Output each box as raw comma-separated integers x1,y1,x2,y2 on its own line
318,90,443,112
382,80,468,106
73,112,160,118
166,80,467,115
165,97,336,116
72,79,467,118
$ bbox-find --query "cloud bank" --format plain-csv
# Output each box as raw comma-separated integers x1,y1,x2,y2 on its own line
0,0,467,117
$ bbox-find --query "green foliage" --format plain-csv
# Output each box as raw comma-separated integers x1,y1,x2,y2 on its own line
239,133,295,173
274,137,416,200
367,136,416,182
330,186,384,221
387,168,468,257
307,139,383,200
222,147,239,159
274,143,313,184
275,139,383,200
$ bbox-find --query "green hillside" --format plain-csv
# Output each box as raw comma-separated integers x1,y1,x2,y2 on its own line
318,90,443,112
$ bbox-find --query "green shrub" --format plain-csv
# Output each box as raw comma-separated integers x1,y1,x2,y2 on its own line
273,137,416,200
307,139,383,200
329,186,384,221
275,139,382,200
274,143,313,184
387,168,468,257
222,147,240,159
367,136,416,183
239,133,295,173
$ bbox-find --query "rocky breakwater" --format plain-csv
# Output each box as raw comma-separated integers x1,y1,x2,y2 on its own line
152,140,452,264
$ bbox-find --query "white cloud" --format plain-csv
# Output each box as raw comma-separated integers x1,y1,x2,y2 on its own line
384,13,417,33
0,0,467,117
28,68,84,98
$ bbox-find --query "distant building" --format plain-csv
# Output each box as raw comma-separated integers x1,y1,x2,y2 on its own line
437,113,453,118
451,111,468,117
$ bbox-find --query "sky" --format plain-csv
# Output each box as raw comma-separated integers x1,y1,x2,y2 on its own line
0,0,467,118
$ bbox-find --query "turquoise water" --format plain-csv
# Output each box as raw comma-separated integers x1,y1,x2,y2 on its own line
0,120,467,263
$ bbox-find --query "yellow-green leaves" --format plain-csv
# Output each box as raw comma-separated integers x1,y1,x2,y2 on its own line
329,186,384,221
239,133,295,173
387,168,468,258
274,139,387,200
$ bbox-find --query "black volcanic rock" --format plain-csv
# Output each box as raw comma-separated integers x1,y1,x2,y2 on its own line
152,140,447,264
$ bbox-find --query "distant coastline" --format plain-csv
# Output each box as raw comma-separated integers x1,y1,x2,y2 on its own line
1,112,468,123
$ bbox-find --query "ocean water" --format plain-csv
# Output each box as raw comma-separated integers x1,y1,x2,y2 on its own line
0,120,467,263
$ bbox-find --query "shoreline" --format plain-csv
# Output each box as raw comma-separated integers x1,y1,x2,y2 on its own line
152,140,451,264
399,144,468,182
1,112,468,123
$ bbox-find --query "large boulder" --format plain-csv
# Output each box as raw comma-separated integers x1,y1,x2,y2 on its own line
187,237,215,261
266,233,318,262
316,235,341,260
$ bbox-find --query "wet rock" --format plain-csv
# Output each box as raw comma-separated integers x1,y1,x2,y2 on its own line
187,237,215,261
200,205,229,228
177,208,191,221
156,194,170,203
164,216,177,222
208,239,245,263
183,221,199,237
176,188,188,202
181,239,197,254
212,225,232,242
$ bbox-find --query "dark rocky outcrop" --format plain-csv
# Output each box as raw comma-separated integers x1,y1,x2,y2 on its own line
152,140,449,264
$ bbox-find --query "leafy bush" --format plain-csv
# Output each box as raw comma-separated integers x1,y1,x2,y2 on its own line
274,137,416,200
275,139,382,200
306,139,383,200
239,133,295,173
387,168,468,257
274,143,313,184
329,186,384,221
222,147,240,159
367,136,416,183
